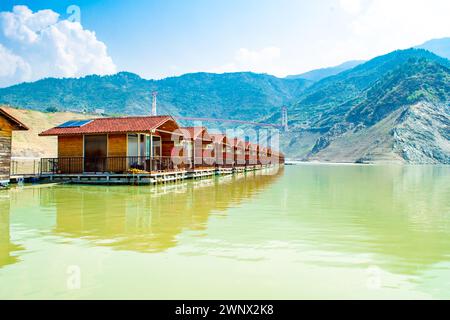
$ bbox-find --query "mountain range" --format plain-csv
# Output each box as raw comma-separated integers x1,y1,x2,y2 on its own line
286,60,365,82
0,38,449,164
281,49,450,164
0,72,310,122
416,37,450,60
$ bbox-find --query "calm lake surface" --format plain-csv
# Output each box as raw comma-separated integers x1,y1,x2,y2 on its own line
1,165,449,300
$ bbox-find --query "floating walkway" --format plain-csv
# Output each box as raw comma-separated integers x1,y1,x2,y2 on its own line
38,164,281,186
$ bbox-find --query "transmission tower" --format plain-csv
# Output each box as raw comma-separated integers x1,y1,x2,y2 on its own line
281,106,289,132
152,91,158,116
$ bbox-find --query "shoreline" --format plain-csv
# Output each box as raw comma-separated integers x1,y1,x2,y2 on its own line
285,160,450,166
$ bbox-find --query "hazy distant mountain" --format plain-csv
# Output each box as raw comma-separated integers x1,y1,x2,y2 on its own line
281,49,450,164
416,37,450,59
285,49,449,124
0,47,449,164
0,72,311,122
286,60,364,82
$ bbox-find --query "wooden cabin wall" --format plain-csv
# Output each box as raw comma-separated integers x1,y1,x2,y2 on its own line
108,134,127,157
214,143,224,166
202,141,215,163
57,136,84,174
193,140,203,159
0,117,13,181
162,143,174,157
224,145,234,166
160,134,184,157
58,136,83,157
214,142,233,167
246,147,258,165
258,150,269,165
234,145,246,166
107,134,127,172
193,140,207,165
157,120,184,158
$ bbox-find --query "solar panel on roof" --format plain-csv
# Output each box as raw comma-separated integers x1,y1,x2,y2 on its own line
57,120,93,128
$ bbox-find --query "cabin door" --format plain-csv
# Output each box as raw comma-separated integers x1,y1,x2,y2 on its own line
150,136,161,171
152,136,161,157
84,135,107,172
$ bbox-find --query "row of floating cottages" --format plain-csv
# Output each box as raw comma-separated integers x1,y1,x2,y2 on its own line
1,110,284,185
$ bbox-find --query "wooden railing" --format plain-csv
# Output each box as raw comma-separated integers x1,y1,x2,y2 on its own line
40,156,191,174
10,158,41,176
39,155,285,175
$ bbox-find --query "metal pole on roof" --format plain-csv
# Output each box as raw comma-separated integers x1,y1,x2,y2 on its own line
152,91,158,116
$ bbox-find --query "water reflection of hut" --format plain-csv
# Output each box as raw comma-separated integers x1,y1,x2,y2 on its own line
0,197,23,268
51,169,282,253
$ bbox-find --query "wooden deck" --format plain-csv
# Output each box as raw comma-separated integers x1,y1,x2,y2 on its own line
36,164,280,185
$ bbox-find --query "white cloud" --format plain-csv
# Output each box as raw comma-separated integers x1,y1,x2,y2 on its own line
0,44,31,87
212,47,286,76
0,5,116,88
340,0,450,58
207,1,450,78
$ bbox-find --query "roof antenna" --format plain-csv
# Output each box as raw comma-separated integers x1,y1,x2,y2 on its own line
152,91,158,116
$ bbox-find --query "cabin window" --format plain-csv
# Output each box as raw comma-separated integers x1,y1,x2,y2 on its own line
128,134,139,157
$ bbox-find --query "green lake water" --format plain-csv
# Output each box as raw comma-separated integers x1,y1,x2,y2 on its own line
0,165,449,300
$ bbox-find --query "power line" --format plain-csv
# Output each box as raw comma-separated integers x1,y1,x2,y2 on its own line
174,117,283,128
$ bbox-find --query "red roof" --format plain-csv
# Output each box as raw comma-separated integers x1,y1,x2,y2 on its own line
180,127,212,142
39,116,175,136
0,108,29,131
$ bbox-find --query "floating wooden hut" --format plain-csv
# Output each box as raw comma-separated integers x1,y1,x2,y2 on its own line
39,115,185,174
180,127,215,169
209,133,234,168
0,108,29,185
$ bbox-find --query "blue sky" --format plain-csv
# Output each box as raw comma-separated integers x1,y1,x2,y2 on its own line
0,0,449,85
